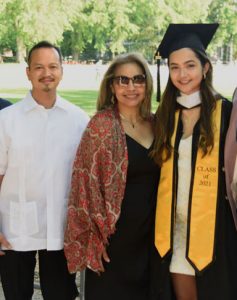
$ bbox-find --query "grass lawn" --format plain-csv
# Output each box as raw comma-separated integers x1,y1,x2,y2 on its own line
0,89,98,116
58,90,98,115
0,87,231,117
0,89,159,116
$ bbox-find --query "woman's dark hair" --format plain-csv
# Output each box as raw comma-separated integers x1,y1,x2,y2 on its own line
151,48,220,166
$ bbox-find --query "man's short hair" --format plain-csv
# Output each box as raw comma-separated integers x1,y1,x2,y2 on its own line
27,41,62,66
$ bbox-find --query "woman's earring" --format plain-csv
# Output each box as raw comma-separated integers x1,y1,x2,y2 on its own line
203,73,206,80
111,94,115,104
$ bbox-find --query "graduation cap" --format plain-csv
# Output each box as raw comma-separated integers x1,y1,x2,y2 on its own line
155,23,219,101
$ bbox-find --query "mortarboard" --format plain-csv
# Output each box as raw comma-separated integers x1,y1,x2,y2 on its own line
155,23,219,101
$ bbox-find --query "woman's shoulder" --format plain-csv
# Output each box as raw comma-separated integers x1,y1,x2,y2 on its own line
218,97,232,113
85,107,118,138
215,97,232,127
219,96,232,104
214,95,232,112
90,107,116,124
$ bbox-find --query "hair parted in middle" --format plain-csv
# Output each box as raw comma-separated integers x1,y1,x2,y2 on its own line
151,48,221,166
97,52,153,119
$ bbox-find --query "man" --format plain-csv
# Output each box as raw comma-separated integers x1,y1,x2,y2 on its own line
225,88,237,230
0,41,89,300
0,98,11,110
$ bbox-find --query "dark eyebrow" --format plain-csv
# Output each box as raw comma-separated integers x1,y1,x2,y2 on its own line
184,60,196,64
32,62,60,67
170,59,196,66
49,63,60,66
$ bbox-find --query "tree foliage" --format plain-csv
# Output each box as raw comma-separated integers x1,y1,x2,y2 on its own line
62,0,137,60
0,0,237,62
0,0,84,61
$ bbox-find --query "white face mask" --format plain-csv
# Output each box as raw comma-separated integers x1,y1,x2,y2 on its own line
176,91,201,109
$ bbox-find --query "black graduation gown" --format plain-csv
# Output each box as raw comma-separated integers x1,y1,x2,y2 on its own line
151,99,237,300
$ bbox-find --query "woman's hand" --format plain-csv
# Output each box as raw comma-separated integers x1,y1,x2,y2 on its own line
102,248,110,263
97,248,110,273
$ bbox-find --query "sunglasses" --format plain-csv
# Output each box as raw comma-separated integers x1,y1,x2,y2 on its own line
113,74,146,87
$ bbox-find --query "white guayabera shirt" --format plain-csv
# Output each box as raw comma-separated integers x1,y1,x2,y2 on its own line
0,92,89,251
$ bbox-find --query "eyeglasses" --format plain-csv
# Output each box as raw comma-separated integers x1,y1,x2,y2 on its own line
113,74,146,87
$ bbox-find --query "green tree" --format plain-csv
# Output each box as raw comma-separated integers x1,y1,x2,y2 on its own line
62,0,137,60
126,0,162,61
126,0,213,61
207,0,237,60
160,0,212,23
1,0,236,64
0,0,84,62
0,0,11,13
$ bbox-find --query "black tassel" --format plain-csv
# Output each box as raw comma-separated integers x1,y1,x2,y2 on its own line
154,52,161,102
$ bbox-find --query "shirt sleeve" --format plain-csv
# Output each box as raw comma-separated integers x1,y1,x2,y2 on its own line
0,114,9,175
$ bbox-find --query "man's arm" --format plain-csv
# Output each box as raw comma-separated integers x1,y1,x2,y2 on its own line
0,174,12,254
0,98,11,110
0,174,3,187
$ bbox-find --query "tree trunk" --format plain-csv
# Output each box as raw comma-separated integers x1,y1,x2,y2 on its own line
16,36,26,63
72,51,79,62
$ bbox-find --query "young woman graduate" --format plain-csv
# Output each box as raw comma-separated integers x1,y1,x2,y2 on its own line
151,24,237,300
225,87,237,229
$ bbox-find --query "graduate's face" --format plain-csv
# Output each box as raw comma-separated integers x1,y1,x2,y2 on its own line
168,48,209,95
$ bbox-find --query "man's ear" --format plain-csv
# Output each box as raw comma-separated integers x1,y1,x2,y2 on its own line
26,67,30,80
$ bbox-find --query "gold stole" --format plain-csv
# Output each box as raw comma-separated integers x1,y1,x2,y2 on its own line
155,100,222,272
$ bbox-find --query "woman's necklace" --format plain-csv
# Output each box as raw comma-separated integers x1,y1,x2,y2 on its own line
119,113,141,129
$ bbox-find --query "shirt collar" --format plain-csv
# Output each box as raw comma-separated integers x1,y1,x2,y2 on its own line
23,91,68,112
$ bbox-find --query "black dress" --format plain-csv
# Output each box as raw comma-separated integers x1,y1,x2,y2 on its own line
85,134,160,300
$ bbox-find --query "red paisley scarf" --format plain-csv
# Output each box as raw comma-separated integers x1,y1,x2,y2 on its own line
64,106,128,273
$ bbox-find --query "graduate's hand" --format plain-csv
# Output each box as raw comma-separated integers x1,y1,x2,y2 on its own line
0,233,12,255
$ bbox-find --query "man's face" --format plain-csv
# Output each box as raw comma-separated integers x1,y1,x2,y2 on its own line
26,47,63,93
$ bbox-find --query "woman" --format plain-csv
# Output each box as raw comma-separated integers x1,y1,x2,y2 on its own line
225,87,237,229
64,53,160,300
151,24,237,300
